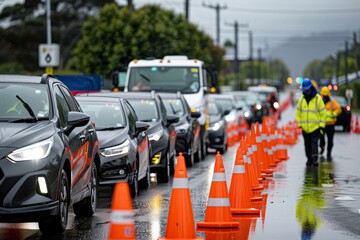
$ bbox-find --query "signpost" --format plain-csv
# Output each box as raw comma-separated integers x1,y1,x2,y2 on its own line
38,44,59,74
345,88,353,106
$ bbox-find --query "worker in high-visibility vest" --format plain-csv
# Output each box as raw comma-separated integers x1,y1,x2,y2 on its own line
319,86,342,159
296,79,327,167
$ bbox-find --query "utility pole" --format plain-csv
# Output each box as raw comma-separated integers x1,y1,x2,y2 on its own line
249,31,254,84
203,3,227,45
345,40,349,86
225,22,248,90
258,48,262,82
336,50,340,86
185,0,189,20
354,32,359,78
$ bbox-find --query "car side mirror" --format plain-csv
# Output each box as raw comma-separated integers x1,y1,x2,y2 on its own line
190,111,201,118
135,121,150,136
223,109,231,116
65,112,90,135
166,114,180,127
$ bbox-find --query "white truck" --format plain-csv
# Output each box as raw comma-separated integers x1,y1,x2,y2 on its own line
122,55,211,159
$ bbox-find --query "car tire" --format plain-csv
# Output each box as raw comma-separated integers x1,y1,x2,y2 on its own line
139,163,150,189
73,164,97,217
185,143,195,167
129,167,139,197
170,150,176,176
194,140,202,162
158,152,170,183
200,132,207,160
38,169,69,234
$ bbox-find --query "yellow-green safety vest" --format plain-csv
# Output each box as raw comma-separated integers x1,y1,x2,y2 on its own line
296,94,326,133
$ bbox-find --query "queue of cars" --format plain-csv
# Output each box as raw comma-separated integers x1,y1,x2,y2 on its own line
0,73,282,235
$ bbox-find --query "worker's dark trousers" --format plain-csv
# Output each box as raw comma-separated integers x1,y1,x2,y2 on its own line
319,125,335,155
302,129,320,163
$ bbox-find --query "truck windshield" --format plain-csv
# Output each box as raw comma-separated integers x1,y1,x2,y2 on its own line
128,67,200,94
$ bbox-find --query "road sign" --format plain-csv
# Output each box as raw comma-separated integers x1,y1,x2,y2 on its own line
39,44,59,67
346,89,353,99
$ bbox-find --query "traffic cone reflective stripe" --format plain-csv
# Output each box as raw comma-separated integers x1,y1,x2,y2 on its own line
109,182,136,240
159,153,203,240
197,152,239,229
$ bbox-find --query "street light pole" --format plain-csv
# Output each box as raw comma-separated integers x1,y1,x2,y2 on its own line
46,0,51,44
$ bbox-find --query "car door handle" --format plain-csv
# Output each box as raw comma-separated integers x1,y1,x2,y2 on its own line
89,128,95,134
79,135,86,141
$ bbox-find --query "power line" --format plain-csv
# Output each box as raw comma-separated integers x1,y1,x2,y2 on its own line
202,2,227,45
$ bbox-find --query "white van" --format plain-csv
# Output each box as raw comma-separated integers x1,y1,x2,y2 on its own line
123,56,211,159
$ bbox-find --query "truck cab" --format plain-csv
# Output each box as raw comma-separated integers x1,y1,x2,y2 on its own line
123,55,210,159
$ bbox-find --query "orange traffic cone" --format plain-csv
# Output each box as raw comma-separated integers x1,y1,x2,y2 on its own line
229,144,261,216
277,128,289,160
159,153,203,240
197,152,240,229
108,182,136,240
255,122,267,180
354,116,360,133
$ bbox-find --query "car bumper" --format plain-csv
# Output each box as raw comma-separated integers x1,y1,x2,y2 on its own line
0,201,59,223
207,129,226,149
98,154,133,185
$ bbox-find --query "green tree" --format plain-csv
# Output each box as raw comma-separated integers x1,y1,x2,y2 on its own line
69,4,224,78
0,0,114,73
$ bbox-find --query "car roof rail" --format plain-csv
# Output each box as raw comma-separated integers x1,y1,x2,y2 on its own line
41,73,54,84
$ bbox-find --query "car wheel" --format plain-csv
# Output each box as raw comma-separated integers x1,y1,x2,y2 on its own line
200,134,207,160
73,164,97,217
158,152,170,183
139,163,150,189
129,167,139,197
39,169,69,234
170,150,176,176
185,143,195,167
194,140,202,162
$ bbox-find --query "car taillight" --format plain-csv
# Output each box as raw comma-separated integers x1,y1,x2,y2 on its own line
346,106,350,111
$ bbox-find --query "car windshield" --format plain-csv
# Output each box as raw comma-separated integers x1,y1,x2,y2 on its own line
163,98,185,116
128,99,159,122
331,96,347,106
128,66,200,94
0,83,51,121
77,100,125,129
216,99,233,112
208,101,220,115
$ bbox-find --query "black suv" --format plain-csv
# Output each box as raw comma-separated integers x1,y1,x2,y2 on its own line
75,96,151,196
159,92,201,167
85,92,178,183
0,74,99,234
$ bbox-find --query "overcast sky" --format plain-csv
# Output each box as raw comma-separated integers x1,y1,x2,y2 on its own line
1,0,360,76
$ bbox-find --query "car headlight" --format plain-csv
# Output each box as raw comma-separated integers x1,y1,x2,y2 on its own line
255,104,262,110
244,111,250,118
7,138,53,161
209,121,224,131
101,139,130,157
225,114,236,122
273,102,279,109
148,129,163,141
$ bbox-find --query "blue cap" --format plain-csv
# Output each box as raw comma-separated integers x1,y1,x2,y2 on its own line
302,78,312,90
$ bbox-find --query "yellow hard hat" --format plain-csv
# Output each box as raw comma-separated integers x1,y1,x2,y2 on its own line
320,86,330,96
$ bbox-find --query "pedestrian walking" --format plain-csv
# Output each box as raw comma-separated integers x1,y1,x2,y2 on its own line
319,86,342,159
296,79,327,166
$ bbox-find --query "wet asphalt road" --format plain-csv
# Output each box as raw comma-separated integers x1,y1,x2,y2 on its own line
1,93,360,240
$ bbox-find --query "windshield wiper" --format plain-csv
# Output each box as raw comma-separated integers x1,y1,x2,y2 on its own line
96,126,124,131
9,117,48,123
140,74,151,82
16,95,37,122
